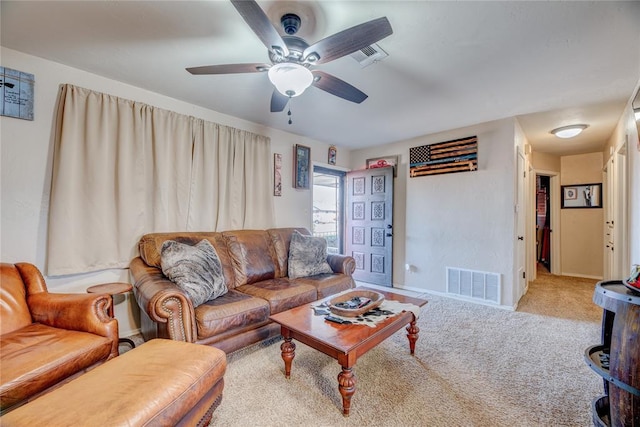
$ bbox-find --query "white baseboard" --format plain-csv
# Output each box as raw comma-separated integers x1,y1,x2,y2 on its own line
560,272,603,280
355,281,423,297
421,288,516,311
359,281,516,311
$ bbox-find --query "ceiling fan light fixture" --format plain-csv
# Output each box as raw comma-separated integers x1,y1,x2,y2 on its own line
550,124,589,139
268,63,313,97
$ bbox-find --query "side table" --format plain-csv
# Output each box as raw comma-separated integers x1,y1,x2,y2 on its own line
87,282,136,349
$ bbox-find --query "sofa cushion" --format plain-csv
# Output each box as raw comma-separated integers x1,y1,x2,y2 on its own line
236,278,317,314
0,323,113,411
288,231,333,279
138,232,237,290
267,228,310,278
223,230,278,287
194,290,271,340
0,264,33,335
292,274,355,299
161,239,227,307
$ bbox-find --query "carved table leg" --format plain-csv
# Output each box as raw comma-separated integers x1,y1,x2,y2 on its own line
337,367,356,417
406,318,420,355
280,337,296,379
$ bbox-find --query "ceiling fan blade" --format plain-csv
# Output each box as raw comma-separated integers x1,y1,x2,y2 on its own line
186,63,270,75
312,71,368,104
230,0,289,58
270,90,289,112
303,17,392,64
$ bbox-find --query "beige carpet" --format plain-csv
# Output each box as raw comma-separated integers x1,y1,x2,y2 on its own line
197,269,603,427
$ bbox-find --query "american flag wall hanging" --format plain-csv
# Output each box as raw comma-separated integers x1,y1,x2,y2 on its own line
409,135,478,178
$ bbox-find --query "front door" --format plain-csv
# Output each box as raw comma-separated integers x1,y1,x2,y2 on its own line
345,167,394,286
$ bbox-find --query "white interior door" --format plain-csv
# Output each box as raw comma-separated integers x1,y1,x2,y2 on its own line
614,144,629,279
516,150,526,300
604,161,615,280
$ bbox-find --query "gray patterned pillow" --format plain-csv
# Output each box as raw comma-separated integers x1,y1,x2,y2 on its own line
160,239,227,307
288,230,333,279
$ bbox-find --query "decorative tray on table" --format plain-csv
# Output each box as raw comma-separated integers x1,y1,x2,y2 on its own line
328,290,385,317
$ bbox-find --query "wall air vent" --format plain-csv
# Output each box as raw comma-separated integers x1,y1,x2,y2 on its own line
350,43,388,68
446,267,501,305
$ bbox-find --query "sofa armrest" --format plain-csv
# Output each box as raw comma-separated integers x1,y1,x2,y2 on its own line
28,292,119,358
130,257,196,342
326,254,356,276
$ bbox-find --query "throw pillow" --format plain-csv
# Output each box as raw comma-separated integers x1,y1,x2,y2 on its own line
160,239,227,307
288,230,333,279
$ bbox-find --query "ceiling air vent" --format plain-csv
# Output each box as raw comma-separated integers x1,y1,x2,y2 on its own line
350,43,388,68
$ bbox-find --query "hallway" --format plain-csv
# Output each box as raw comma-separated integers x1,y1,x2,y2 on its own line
518,264,601,322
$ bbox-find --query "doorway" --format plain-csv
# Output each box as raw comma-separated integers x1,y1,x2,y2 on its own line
312,166,345,254
536,175,551,272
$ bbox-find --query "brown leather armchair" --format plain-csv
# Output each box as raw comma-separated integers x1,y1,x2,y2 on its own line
0,263,119,414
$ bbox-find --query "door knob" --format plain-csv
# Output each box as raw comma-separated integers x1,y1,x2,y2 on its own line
518,236,524,241
386,233,393,237
387,224,392,229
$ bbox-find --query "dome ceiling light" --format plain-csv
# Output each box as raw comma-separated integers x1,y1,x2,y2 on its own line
268,63,313,98
550,124,589,139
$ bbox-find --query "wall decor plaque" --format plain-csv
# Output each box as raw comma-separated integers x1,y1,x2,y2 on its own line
274,153,282,196
1,67,34,120
410,136,477,177
328,145,337,165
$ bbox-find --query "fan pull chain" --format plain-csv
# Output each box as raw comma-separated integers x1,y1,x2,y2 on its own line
287,97,293,125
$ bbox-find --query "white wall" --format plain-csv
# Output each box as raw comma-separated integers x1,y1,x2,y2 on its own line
351,118,519,308
559,153,604,279
0,47,349,335
531,151,561,172
604,81,640,275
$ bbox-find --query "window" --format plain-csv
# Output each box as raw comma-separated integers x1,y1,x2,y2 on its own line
312,166,345,254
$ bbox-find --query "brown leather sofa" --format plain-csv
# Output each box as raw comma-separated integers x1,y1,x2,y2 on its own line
130,227,356,353
0,263,119,414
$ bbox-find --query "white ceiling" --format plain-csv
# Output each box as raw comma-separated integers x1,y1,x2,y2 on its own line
2,1,639,155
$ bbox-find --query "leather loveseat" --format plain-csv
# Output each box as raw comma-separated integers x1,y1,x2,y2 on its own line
0,263,119,414
130,228,356,353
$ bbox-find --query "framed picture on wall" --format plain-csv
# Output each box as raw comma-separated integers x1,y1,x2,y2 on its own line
293,144,310,189
561,183,602,208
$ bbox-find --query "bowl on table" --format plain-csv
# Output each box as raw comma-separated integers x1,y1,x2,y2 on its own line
328,290,385,317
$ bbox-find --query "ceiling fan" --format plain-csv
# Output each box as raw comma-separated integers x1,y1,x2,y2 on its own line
186,0,393,113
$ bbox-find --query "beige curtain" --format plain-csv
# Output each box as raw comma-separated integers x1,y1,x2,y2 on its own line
188,120,274,231
47,85,273,275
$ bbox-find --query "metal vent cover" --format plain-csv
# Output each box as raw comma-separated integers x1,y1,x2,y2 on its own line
446,267,501,304
350,43,388,67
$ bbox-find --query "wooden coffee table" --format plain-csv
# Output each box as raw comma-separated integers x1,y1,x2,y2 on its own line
269,287,428,416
